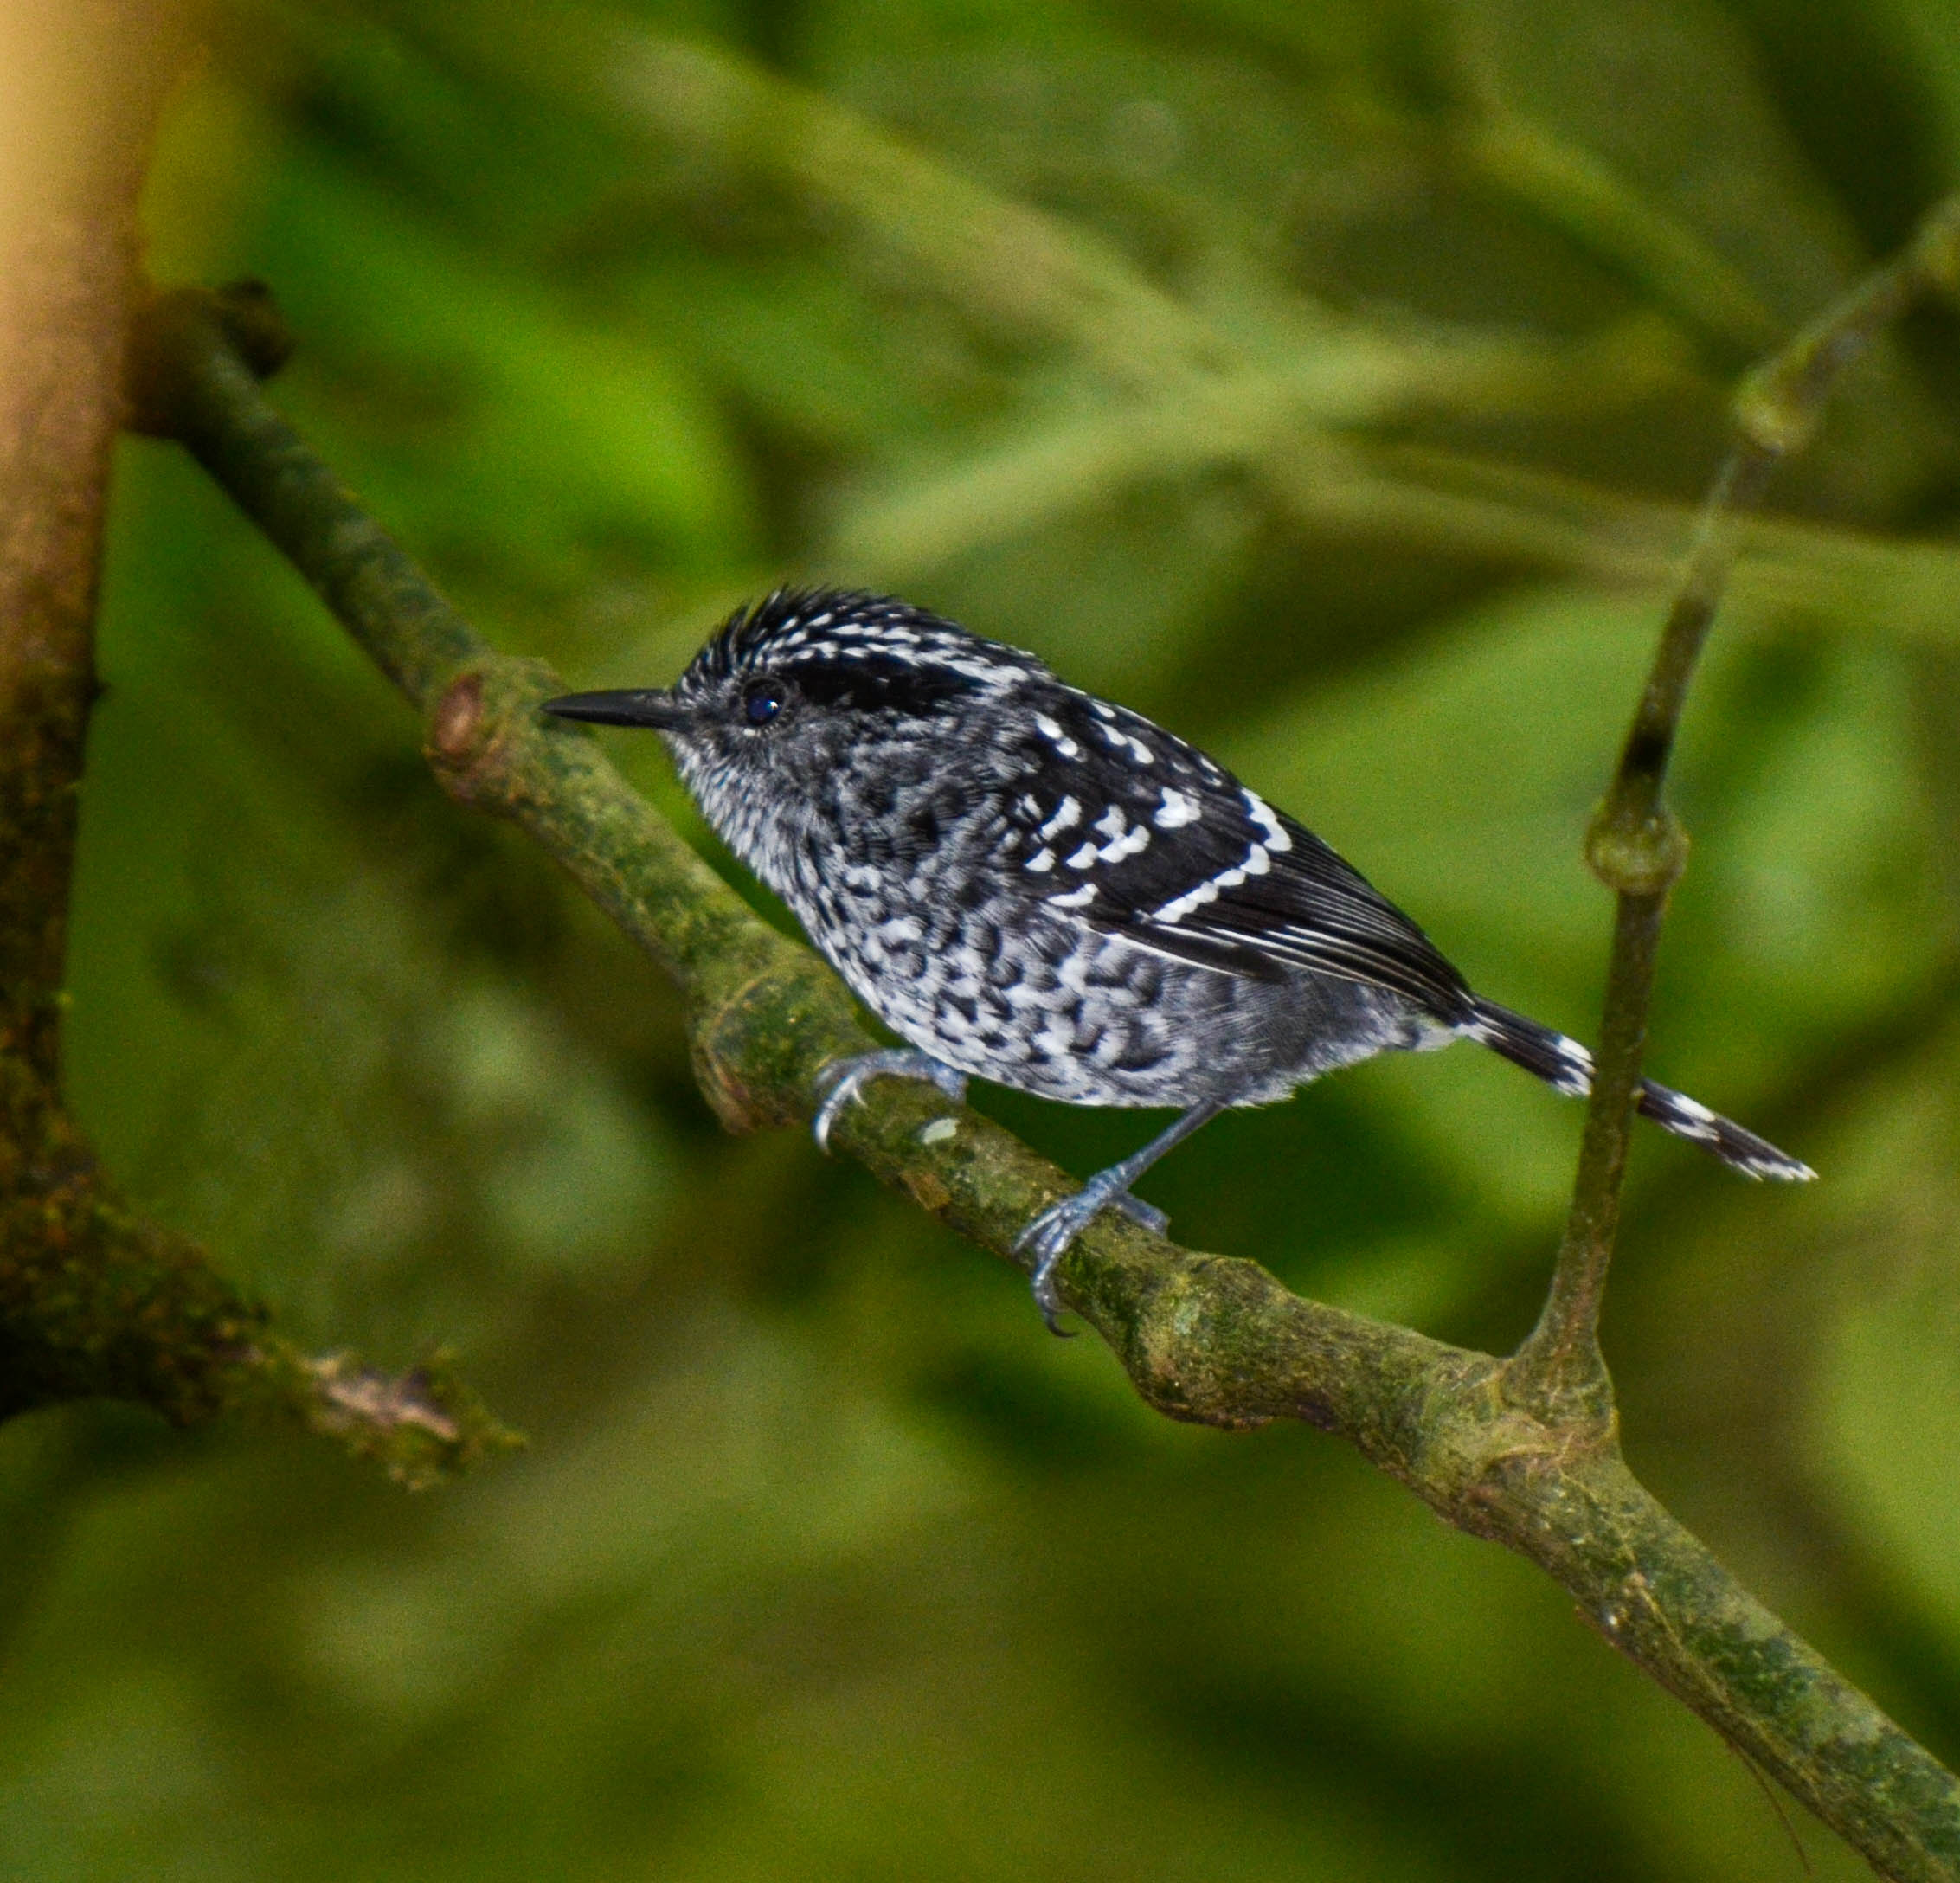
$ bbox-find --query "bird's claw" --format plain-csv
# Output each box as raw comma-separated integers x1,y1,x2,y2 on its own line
1013,1179,1169,1336
812,1050,967,1154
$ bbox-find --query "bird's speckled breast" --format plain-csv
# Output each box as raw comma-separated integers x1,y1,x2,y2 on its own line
754,731,1402,1109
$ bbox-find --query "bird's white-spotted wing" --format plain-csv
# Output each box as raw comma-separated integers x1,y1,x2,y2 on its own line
1001,688,1473,1018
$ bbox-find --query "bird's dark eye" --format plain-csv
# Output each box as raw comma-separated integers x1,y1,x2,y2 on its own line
742,681,786,726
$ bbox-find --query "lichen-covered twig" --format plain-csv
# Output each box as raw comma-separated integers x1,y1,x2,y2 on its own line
125,274,1960,1878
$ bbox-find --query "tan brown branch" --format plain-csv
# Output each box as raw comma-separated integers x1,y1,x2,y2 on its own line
0,10,513,1483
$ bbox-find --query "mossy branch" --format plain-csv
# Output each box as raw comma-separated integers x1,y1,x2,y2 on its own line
126,273,1960,1879
0,9,515,1485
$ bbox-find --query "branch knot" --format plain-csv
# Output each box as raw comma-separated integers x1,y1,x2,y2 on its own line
424,658,567,813
1584,800,1689,897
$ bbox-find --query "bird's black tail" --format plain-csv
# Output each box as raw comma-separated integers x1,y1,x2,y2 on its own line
1461,1001,1815,1182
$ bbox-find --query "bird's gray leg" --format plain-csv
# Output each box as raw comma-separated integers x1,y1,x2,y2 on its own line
813,1049,968,1154
1014,1101,1224,1334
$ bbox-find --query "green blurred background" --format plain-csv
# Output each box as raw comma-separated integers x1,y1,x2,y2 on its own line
5,0,1960,1874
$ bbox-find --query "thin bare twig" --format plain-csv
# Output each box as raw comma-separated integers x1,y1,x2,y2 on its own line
1507,193,1960,1417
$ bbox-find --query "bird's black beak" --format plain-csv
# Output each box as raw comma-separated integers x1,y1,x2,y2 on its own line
543,688,691,731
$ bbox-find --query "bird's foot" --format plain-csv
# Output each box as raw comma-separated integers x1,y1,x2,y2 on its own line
1013,1174,1171,1336
813,1050,968,1154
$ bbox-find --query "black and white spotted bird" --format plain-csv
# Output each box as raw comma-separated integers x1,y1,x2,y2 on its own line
545,589,1813,1329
